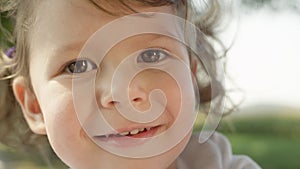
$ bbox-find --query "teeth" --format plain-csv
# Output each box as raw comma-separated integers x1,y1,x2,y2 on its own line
129,129,139,135
119,131,129,136
118,127,150,136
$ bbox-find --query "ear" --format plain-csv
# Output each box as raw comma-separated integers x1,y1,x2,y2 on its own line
12,76,46,135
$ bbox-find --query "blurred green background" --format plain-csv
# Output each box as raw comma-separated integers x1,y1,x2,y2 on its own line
217,107,300,169
193,105,300,169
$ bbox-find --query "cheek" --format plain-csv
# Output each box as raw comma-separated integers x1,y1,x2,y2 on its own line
163,78,181,119
36,82,93,163
131,71,182,121
37,83,77,136
42,93,79,140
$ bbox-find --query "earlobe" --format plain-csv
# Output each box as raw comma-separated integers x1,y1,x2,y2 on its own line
12,76,46,135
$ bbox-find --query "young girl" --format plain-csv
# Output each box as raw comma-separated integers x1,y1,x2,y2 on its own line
0,0,261,168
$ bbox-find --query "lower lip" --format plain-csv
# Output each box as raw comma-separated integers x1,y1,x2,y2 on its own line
93,126,161,147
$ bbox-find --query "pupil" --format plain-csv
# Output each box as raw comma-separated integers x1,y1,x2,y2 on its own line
142,50,160,62
70,60,87,73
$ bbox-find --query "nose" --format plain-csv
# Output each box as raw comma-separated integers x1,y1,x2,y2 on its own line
100,91,118,109
100,83,149,110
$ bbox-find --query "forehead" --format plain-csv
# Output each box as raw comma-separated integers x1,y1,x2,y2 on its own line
29,0,175,52
30,0,114,51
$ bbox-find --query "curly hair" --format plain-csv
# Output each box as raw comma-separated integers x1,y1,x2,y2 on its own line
0,0,226,161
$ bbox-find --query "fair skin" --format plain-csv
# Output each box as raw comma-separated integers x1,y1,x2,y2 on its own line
12,0,196,169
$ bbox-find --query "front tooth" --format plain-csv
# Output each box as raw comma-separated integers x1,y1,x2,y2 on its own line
139,128,145,132
119,131,129,136
130,129,139,135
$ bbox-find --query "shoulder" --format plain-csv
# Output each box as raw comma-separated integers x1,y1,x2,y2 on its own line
177,132,261,169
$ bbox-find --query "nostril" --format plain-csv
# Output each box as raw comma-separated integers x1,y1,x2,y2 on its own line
109,101,119,105
132,97,142,102
102,100,119,108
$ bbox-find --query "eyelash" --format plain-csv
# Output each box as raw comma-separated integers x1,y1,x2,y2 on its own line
64,59,97,74
137,49,169,63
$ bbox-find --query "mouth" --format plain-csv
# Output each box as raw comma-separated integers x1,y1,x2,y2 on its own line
92,125,162,147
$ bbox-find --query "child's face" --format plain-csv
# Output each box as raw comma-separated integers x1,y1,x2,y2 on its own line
18,0,197,168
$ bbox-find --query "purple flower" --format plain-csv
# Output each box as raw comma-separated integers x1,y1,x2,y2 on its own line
5,47,16,59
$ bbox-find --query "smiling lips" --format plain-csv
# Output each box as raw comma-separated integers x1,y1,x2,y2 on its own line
95,125,160,138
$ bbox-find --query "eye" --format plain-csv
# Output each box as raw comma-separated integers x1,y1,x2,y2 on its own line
137,49,169,63
65,59,97,74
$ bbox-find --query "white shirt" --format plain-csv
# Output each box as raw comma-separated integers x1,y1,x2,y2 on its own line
177,132,261,169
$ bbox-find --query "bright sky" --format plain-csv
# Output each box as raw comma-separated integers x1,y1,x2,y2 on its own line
224,9,300,108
